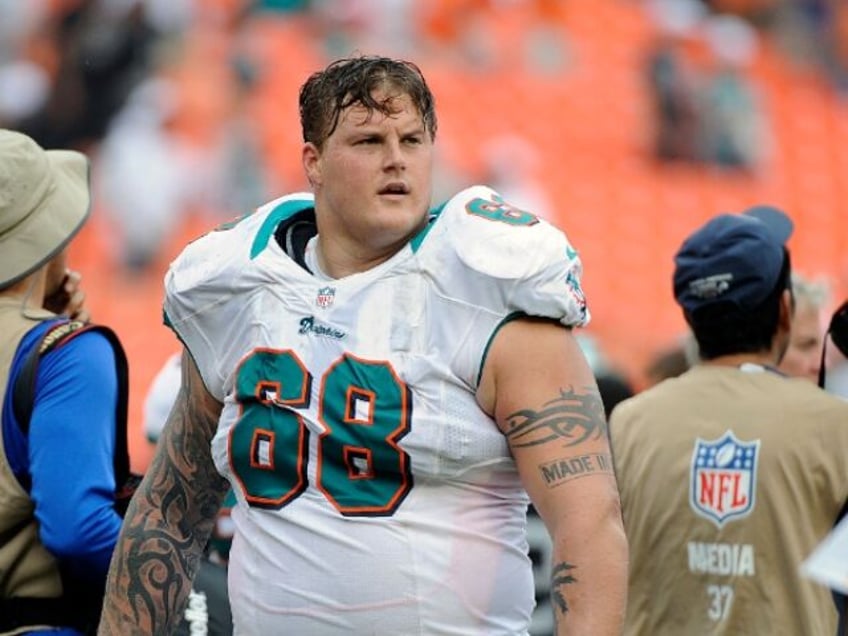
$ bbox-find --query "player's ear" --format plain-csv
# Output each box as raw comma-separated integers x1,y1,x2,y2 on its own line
302,142,321,188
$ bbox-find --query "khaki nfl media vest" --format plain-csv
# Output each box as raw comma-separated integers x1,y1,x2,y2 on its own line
0,301,64,635
610,364,848,636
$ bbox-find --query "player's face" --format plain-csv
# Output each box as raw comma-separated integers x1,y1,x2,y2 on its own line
304,89,434,254
778,301,824,382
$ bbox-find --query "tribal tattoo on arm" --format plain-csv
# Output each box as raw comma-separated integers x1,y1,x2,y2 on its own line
504,384,608,449
504,385,613,625
505,384,615,489
551,560,578,615
99,354,230,635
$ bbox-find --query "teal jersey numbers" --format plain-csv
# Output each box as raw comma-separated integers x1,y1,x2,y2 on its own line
231,349,310,509
230,349,413,517
465,194,540,226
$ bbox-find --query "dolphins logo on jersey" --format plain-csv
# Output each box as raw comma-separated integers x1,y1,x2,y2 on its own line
690,430,760,527
564,269,587,320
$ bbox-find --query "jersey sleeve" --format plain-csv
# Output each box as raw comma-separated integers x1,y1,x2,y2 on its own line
164,193,314,400
437,185,589,328
418,185,591,388
164,228,243,401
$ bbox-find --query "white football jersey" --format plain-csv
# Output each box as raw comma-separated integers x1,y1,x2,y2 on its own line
164,185,589,635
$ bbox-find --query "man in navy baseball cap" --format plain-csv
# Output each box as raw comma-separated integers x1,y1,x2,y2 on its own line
673,205,794,324
609,203,848,634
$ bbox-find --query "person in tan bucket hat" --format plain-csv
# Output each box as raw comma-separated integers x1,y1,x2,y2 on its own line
0,129,138,635
0,129,90,292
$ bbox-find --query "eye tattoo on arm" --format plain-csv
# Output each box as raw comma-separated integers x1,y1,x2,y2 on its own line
504,385,607,448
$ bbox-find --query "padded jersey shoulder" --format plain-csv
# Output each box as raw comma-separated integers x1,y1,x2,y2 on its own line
416,185,590,327
162,193,315,399
164,193,314,318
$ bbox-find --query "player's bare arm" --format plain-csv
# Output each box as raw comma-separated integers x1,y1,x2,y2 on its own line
478,318,628,636
98,350,230,635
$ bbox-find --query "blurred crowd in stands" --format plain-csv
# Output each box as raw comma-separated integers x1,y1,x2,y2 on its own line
645,0,766,170
0,0,570,272
3,3,848,634
0,0,846,387
645,0,848,172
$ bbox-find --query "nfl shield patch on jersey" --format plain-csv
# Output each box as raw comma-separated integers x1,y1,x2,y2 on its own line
316,286,336,309
689,430,760,527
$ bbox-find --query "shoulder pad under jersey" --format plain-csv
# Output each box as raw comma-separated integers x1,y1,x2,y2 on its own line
163,193,314,398
165,192,314,308
419,185,589,327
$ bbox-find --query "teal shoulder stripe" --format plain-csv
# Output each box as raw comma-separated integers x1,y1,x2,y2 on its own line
410,202,447,253
250,198,315,259
476,311,527,387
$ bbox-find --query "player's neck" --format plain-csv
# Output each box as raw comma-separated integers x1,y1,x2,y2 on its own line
314,234,406,279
